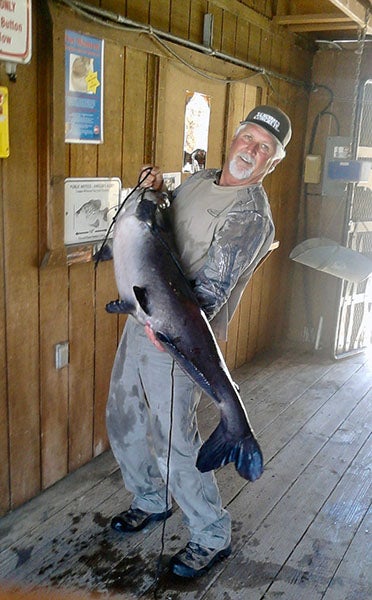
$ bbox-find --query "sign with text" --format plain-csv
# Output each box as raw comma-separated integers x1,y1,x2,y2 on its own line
64,177,121,245
65,30,104,144
0,0,32,63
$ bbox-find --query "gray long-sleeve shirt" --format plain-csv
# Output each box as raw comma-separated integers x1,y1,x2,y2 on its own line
170,169,275,340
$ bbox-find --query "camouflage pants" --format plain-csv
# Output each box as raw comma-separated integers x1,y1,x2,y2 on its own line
106,316,231,550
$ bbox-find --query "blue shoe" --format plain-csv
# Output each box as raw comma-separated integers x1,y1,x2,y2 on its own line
111,506,172,533
170,542,232,578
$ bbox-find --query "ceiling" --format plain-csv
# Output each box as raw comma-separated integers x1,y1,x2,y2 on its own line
271,0,372,46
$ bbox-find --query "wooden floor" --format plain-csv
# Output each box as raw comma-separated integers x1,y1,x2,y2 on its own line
0,348,371,600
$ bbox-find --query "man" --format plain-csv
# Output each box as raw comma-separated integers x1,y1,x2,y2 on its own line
106,105,292,578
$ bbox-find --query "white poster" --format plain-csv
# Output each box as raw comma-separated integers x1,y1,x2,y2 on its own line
0,0,32,64
182,91,211,173
64,177,121,245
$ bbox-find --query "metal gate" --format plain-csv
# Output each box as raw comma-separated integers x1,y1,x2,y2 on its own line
334,79,372,358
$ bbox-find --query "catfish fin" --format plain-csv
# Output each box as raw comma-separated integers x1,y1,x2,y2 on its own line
155,331,214,398
133,286,151,316
196,420,264,482
106,299,134,314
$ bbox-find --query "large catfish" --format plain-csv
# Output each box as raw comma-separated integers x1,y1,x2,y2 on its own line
106,187,263,482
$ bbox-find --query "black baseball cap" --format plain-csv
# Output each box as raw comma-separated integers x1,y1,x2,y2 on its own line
240,105,292,149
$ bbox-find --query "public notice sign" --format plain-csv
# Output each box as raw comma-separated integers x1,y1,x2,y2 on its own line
64,177,121,245
0,0,32,63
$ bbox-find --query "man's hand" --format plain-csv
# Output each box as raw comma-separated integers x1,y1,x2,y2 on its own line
144,323,165,352
139,165,164,191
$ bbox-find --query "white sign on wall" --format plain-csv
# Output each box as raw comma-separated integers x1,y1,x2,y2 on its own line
0,0,32,64
64,177,121,245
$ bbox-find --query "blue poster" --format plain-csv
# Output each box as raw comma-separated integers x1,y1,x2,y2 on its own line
65,30,104,143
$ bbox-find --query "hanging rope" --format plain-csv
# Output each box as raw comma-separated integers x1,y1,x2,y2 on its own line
152,361,175,599
93,166,153,268
350,6,370,159
333,6,370,357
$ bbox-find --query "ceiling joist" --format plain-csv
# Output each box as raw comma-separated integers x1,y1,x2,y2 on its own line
274,13,358,32
274,1,372,36
329,0,372,32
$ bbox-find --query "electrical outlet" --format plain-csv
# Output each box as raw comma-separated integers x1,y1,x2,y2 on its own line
55,342,69,369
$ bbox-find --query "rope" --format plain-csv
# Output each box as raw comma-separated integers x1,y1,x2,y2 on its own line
152,360,175,598
94,166,153,268
350,6,370,159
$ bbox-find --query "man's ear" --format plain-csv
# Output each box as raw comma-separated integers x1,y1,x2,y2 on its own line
268,158,281,174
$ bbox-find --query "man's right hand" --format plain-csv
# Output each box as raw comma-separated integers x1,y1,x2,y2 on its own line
139,165,164,191
144,323,166,352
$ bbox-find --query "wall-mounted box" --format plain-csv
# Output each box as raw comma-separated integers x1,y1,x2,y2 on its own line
304,155,322,184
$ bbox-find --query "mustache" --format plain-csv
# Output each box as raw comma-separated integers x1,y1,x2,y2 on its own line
238,153,256,167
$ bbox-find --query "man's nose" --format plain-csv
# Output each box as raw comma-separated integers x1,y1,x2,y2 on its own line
246,141,259,155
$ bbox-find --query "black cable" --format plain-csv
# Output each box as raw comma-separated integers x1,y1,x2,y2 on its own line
301,86,341,345
152,360,175,598
303,106,340,242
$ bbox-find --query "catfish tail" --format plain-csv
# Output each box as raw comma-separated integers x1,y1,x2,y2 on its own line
196,420,264,482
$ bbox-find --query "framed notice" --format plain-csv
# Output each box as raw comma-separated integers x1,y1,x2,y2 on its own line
0,0,32,64
65,30,104,143
64,177,121,245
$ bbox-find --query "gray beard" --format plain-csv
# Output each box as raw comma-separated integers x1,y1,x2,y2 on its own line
229,154,256,180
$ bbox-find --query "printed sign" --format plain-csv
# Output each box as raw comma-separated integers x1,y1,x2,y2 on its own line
0,86,9,157
0,0,32,63
182,91,210,173
64,177,121,245
65,30,104,143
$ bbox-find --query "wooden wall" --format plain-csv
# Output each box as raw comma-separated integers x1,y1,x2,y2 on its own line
0,0,313,515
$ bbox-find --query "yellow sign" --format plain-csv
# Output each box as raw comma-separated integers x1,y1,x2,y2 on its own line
0,87,9,158
85,70,100,94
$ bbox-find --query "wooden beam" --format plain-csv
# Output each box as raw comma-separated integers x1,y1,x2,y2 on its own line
288,21,357,33
286,23,359,33
211,0,271,32
274,13,358,32
329,0,372,34
274,13,353,26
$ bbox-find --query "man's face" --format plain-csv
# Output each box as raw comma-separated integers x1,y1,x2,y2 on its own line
223,123,282,185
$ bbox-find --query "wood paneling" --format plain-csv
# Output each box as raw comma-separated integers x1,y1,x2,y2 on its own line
0,0,312,515
38,4,70,490
148,0,171,32
93,41,126,457
155,59,227,173
122,48,150,183
0,161,9,515
221,11,238,57
68,263,95,471
189,0,208,44
3,9,41,508
40,265,69,489
170,0,191,39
